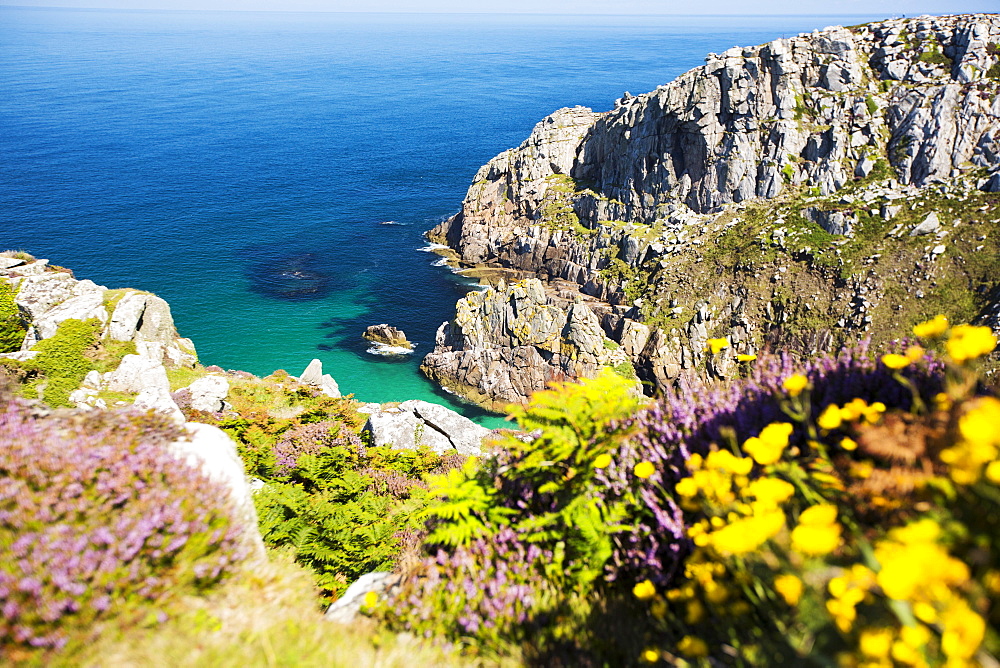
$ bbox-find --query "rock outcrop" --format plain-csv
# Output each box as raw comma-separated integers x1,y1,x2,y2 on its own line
297,358,341,398
363,324,413,349
168,422,267,560
420,278,633,410
425,14,1000,407
361,399,492,456
1,254,199,417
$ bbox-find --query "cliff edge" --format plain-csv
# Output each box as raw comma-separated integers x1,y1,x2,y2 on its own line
425,14,1000,409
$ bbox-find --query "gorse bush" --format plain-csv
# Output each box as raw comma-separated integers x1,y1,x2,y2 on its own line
0,388,246,658
379,320,998,666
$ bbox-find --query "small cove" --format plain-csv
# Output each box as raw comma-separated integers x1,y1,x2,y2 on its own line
0,8,877,427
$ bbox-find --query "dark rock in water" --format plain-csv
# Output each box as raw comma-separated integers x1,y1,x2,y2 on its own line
363,324,412,350
249,253,332,301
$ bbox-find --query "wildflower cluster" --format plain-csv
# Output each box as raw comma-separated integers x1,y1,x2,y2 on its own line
624,316,998,665
0,387,245,656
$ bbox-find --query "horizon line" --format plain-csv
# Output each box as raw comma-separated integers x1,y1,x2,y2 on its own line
0,4,937,17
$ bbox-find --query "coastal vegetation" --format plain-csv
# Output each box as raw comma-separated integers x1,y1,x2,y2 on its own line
3,315,998,666
3,12,1000,667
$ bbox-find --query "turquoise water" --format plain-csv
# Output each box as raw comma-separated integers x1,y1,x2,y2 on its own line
0,8,877,427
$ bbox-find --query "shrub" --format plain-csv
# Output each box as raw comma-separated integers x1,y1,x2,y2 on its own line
623,321,998,665
22,318,102,407
614,343,945,585
380,332,997,664
0,281,25,354
0,389,246,657
254,442,439,601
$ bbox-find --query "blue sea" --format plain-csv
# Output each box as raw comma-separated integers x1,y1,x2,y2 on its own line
0,8,878,426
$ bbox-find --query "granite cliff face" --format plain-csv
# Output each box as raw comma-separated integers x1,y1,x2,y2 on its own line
420,278,633,411
425,14,1000,409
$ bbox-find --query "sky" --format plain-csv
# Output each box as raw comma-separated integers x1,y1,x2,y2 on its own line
1,0,997,14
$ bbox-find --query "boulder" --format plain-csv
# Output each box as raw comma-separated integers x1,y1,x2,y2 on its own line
363,400,488,455
186,374,230,413
804,208,856,236
325,571,398,623
33,286,108,341
13,272,81,321
168,422,267,560
399,400,491,456
108,291,150,341
133,387,184,423
106,353,171,395
420,279,620,410
299,358,325,385
298,358,341,398
364,407,452,453
910,211,942,236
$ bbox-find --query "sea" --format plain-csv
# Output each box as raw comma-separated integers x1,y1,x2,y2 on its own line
0,8,879,427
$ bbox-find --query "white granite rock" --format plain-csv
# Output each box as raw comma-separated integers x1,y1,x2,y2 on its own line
169,422,267,560
187,374,230,413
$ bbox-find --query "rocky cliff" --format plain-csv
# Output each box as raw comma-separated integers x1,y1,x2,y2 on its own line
425,14,1000,409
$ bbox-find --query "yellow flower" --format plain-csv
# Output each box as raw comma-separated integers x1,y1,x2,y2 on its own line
633,580,656,601
782,373,809,397
593,453,612,469
905,345,925,362
859,628,894,658
791,504,842,556
363,590,379,608
676,636,709,658
743,422,793,465
743,477,795,507
774,574,803,606
737,353,757,362
799,504,838,525
987,461,1000,484
705,337,730,354
913,314,949,338
817,404,843,431
875,520,969,603
675,477,699,497
940,602,985,660
640,647,661,663
708,509,785,555
792,524,842,555
705,449,753,475
840,437,858,451
685,599,706,624
946,324,997,363
899,624,930,649
650,598,668,619
881,353,911,370
634,461,656,479
958,396,1000,445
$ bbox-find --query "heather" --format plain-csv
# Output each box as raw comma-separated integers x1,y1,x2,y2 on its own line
377,321,999,665
0,387,246,660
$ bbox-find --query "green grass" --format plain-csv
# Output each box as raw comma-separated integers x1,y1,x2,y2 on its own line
61,552,482,668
